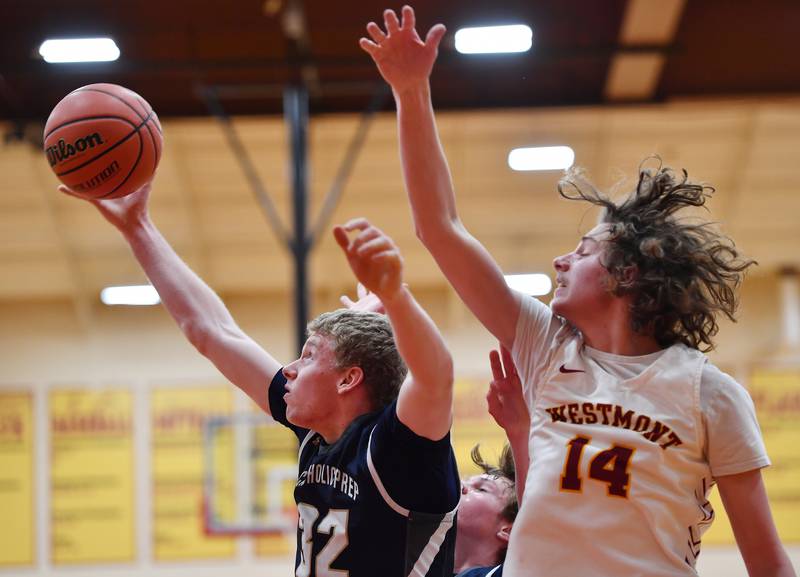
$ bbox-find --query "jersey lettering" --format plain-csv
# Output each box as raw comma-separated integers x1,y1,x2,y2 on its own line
317,509,349,577
544,402,683,450
297,503,351,577
560,435,635,498
297,503,320,577
560,435,590,492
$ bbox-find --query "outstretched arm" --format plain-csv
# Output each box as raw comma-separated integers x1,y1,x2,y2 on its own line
487,345,531,504
717,469,796,577
59,183,281,413
334,218,454,441
360,6,522,349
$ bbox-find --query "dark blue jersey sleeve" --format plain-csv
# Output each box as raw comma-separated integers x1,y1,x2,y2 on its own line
369,401,460,514
456,565,503,577
267,368,310,441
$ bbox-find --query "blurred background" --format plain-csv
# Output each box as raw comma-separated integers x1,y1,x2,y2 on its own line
1,0,799,575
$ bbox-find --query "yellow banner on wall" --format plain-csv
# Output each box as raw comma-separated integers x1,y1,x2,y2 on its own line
688,368,800,545
152,387,235,560
451,377,508,476
252,417,298,557
750,368,800,542
50,389,134,564
0,391,34,566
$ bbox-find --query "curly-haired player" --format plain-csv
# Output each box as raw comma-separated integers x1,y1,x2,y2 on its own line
361,6,795,577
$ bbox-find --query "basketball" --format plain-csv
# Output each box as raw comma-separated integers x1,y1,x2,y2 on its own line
43,83,163,199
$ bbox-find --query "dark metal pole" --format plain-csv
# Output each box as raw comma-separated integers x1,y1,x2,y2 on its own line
284,84,310,357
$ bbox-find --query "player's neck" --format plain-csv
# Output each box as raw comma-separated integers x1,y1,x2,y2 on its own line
579,301,661,356
316,398,375,444
453,534,501,573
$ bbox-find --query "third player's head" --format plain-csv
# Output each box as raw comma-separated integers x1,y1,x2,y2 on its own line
282,309,407,431
458,444,518,564
552,159,755,351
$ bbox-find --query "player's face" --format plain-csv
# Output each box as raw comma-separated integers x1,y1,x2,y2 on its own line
551,223,616,325
282,333,345,429
458,474,514,541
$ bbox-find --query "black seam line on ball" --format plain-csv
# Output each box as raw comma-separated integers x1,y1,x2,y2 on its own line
44,115,137,140
72,86,150,122
55,111,154,177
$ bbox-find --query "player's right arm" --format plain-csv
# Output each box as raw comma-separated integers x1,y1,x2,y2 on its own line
334,218,454,441
59,183,281,413
360,7,522,350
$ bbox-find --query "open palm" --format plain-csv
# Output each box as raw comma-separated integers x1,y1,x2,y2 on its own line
58,181,152,232
359,6,446,94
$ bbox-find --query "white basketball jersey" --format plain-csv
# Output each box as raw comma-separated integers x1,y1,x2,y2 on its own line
507,324,715,577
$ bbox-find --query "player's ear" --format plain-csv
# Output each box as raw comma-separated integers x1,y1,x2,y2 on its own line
337,366,364,394
496,523,511,544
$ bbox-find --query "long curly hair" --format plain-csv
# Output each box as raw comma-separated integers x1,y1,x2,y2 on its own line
557,158,756,351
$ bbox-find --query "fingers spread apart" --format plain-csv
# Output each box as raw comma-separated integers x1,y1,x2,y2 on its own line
383,9,400,33
366,21,386,43
401,5,415,30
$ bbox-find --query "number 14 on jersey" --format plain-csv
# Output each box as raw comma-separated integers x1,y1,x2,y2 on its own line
560,435,635,498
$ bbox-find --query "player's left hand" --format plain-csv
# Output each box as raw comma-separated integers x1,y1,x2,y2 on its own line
334,219,403,304
487,345,530,438
359,5,446,94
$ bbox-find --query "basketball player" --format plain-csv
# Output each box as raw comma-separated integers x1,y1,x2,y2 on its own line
361,6,796,577
455,347,528,577
59,182,460,577
455,444,516,577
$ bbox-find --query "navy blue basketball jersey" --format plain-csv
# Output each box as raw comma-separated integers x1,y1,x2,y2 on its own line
268,370,460,577
456,564,503,577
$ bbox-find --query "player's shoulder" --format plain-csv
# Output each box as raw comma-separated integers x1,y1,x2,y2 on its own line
701,362,748,395
517,293,557,329
699,360,757,413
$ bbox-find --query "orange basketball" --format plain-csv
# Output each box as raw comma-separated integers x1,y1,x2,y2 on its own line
43,83,163,199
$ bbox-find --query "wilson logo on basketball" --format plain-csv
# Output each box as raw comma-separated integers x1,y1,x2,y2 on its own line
45,132,105,167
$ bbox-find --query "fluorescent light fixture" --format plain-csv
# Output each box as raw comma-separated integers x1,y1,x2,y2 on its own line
508,146,575,171
39,38,120,63
455,25,532,54
504,274,552,296
100,285,160,306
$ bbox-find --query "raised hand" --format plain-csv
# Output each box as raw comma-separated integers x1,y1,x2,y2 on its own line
487,345,530,438
333,218,403,304
340,282,386,314
359,5,446,94
58,181,152,233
